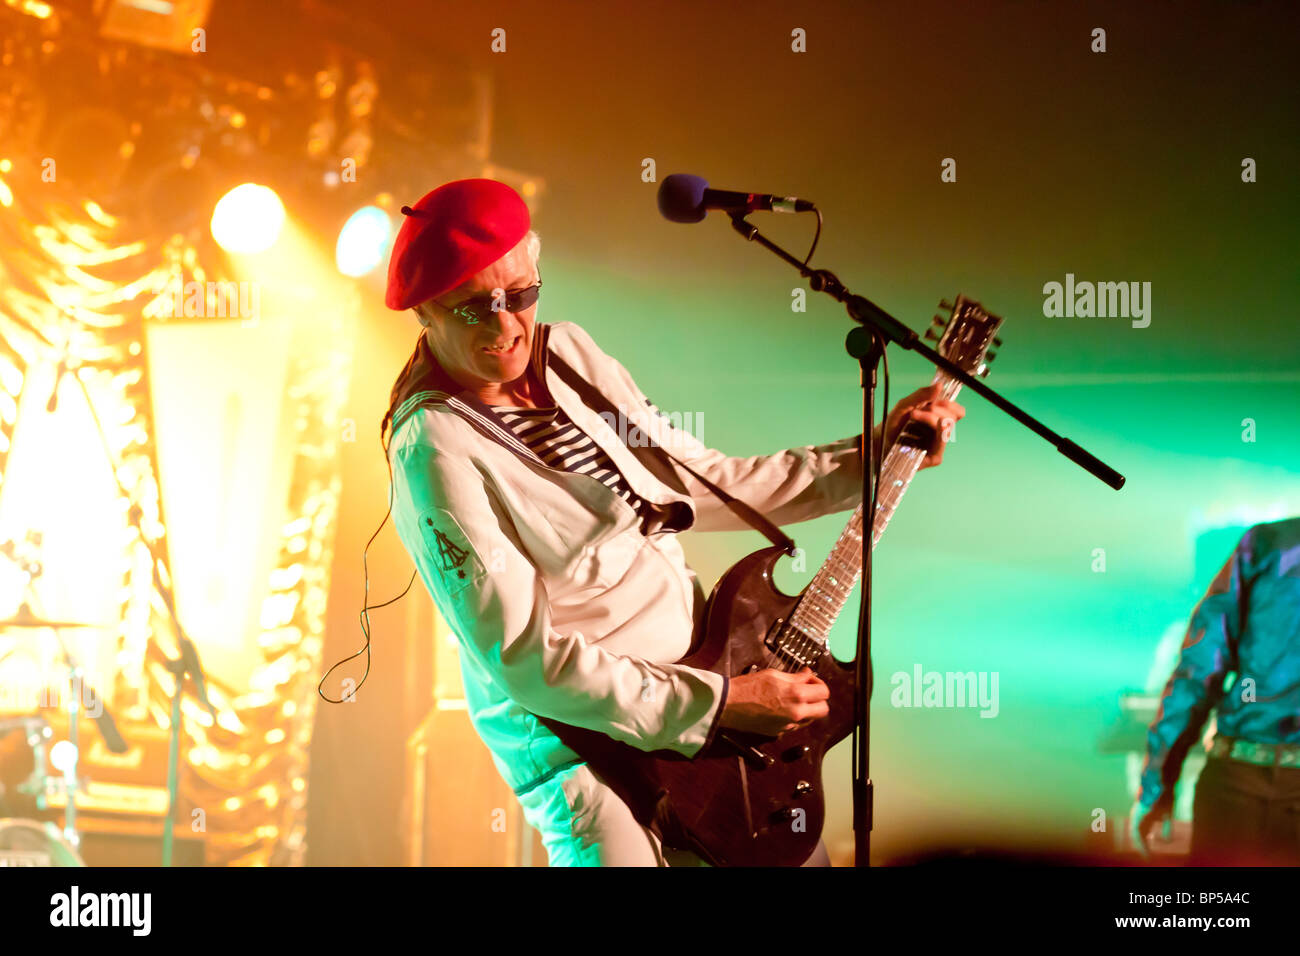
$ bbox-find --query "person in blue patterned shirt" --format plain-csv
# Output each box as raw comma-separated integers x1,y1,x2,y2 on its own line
1132,517,1300,864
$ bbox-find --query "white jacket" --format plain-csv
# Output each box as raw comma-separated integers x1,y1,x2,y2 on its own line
385,321,863,795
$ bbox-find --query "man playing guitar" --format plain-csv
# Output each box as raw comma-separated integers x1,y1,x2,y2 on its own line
381,179,964,866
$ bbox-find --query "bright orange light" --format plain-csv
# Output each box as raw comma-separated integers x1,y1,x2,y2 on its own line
6,0,53,20
210,184,285,254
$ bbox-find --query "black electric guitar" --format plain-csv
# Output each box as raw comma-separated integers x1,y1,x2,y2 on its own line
544,296,1005,866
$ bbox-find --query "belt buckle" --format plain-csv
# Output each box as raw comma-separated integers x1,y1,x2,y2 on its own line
1221,738,1300,767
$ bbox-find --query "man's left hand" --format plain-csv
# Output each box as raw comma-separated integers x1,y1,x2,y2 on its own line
1129,794,1175,858
881,384,966,469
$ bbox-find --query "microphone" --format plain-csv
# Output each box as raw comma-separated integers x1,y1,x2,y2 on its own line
658,173,815,223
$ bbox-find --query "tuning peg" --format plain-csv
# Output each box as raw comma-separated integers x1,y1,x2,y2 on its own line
978,364,990,378
992,336,1002,348
985,349,998,363
924,327,942,342
938,299,954,312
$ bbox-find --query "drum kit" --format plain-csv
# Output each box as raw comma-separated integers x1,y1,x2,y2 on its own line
0,533,125,867
0,529,218,866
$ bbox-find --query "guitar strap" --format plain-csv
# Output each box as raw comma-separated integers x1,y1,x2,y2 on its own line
547,350,796,555
539,350,803,859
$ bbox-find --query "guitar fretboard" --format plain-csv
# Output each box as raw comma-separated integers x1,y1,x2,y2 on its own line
785,372,964,647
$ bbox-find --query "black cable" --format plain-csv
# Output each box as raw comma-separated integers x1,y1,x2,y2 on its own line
803,208,823,268
876,338,889,586
317,430,416,704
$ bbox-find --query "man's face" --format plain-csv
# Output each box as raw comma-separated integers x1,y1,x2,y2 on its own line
419,237,539,390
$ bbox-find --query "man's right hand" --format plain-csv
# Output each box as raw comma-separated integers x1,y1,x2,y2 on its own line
720,667,830,736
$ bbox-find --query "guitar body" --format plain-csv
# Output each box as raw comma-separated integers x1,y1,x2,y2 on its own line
541,545,857,867
656,544,858,866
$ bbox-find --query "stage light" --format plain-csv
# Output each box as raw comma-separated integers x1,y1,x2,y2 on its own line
14,1,53,20
50,740,77,774
335,205,393,277
210,184,285,254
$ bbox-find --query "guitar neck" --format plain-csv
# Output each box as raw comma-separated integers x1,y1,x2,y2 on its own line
787,371,966,645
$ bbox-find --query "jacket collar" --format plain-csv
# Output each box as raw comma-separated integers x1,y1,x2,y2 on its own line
383,322,695,535
382,323,554,457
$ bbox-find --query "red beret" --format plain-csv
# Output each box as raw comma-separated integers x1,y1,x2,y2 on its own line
385,178,531,311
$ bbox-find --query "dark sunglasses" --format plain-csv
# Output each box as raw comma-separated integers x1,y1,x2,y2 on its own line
434,271,542,325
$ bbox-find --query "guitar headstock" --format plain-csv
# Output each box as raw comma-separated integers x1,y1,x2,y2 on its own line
924,295,1004,378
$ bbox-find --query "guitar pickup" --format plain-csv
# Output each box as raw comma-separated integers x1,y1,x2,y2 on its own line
763,619,819,668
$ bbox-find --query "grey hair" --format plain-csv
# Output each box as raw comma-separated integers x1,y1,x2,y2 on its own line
522,228,541,264
413,229,541,327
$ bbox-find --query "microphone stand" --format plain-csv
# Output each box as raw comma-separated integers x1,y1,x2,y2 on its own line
150,574,217,867
162,636,216,867
725,212,1124,867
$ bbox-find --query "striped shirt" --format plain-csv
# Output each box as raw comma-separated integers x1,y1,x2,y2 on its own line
490,404,656,526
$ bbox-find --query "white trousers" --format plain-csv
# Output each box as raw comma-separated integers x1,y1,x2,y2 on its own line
516,762,831,867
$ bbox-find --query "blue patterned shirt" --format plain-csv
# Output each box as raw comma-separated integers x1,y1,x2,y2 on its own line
1139,518,1300,807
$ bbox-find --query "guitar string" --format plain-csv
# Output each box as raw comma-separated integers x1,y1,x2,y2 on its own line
772,371,966,670
786,370,965,646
